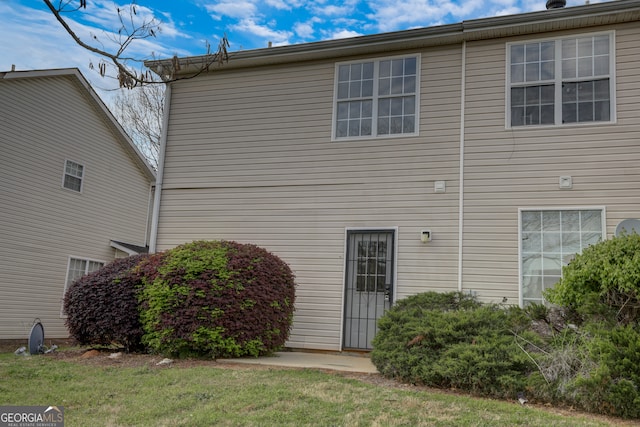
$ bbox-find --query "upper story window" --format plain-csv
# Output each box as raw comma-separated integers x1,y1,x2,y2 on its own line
333,55,420,140
507,32,614,127
63,160,84,192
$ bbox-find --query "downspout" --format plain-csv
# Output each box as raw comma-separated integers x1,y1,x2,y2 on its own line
144,182,153,246
457,41,466,292
149,82,172,253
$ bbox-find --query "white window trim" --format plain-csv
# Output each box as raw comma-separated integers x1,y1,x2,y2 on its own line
60,255,106,317
505,31,616,129
517,206,606,307
62,159,85,193
332,54,421,141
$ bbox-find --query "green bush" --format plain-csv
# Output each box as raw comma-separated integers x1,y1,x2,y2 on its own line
371,292,539,399
137,240,296,358
545,234,640,325
63,254,149,352
564,324,640,418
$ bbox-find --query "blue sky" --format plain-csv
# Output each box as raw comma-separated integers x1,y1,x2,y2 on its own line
1,0,608,96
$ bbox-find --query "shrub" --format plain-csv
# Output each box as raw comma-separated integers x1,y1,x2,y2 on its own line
138,240,296,358
563,323,640,418
545,234,640,325
63,254,149,351
371,292,539,399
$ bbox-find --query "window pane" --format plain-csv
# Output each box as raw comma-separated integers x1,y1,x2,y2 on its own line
578,37,593,58
540,105,554,124
337,102,349,119
522,232,541,252
337,82,349,99
578,81,594,101
362,62,374,79
594,56,609,75
378,118,389,135
522,211,541,231
403,116,415,133
511,64,524,83
523,275,542,299
362,80,373,97
526,63,539,82
578,57,593,78
511,107,524,126
404,76,416,93
511,44,524,64
404,57,417,75
541,41,555,61
378,99,390,116
511,87,525,106
594,35,609,55
594,101,610,121
391,77,404,95
390,98,403,115
578,102,593,122
404,96,415,115
390,116,403,133
562,103,577,123
391,59,404,76
562,59,576,79
525,43,540,62
542,211,560,231
562,38,576,59
581,210,602,231
541,61,554,80
379,60,390,78
338,65,350,81
379,78,390,96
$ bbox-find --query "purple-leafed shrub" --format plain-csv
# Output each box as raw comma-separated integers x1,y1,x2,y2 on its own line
138,240,296,358
63,254,151,351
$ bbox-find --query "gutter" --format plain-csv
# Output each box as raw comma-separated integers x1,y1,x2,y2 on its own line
148,82,172,253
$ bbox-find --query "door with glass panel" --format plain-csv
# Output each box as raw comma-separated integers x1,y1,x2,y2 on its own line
520,209,603,306
343,230,395,350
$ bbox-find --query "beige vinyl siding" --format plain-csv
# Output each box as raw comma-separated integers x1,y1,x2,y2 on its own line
156,47,462,350
0,74,152,339
462,23,640,304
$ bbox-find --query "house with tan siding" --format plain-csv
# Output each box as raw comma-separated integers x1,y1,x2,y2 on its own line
148,0,640,351
0,68,155,341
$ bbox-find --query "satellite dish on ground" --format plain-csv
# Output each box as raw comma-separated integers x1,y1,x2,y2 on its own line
615,219,640,236
28,320,45,355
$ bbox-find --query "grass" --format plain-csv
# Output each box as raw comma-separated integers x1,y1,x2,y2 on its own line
0,350,628,427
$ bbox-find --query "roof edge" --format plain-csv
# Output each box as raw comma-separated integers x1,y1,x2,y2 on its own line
2,68,156,182
146,0,640,76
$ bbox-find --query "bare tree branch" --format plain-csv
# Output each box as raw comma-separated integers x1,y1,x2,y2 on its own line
43,0,228,88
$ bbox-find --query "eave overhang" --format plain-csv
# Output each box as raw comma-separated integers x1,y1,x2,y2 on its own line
146,0,640,77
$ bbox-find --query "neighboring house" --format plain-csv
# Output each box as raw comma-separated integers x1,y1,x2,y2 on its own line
0,68,156,340
147,0,640,351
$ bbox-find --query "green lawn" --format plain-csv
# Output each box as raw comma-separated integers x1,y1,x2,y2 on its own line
0,351,628,427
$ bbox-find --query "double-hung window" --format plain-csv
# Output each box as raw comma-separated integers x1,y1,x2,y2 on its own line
63,159,84,192
508,32,614,127
519,208,604,305
334,55,419,140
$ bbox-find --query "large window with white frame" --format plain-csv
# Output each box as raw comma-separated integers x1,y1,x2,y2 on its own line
333,55,419,140
61,257,105,314
520,208,605,306
507,32,614,127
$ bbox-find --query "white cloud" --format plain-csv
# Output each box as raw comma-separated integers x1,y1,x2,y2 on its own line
331,29,364,39
230,18,293,45
205,1,258,19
